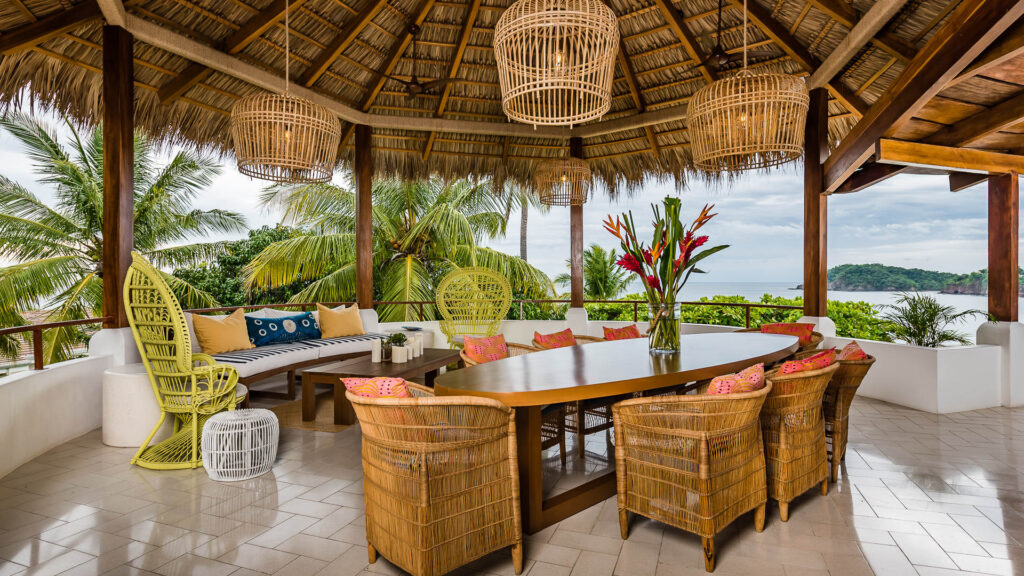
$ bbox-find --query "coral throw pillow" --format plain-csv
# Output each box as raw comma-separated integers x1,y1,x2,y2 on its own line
706,363,765,395
463,335,509,364
343,377,411,398
838,341,869,361
192,309,255,355
603,325,643,340
778,348,837,375
535,329,577,349
318,304,365,338
761,322,815,345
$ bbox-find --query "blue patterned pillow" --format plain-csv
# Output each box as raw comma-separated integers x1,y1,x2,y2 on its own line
245,312,320,347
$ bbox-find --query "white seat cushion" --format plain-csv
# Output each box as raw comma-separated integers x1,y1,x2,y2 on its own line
301,333,383,360
212,342,319,378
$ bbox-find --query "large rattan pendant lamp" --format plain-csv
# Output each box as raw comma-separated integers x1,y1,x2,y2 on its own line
494,0,619,127
230,2,341,183
535,152,592,206
687,0,808,172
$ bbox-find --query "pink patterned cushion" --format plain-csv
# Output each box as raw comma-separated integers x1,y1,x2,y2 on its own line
603,325,643,340
534,329,577,349
777,348,837,375
463,334,509,364
343,377,411,398
706,363,765,395
761,322,815,345
838,341,869,361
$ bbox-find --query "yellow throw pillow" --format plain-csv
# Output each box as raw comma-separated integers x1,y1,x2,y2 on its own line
318,304,365,338
191,309,254,355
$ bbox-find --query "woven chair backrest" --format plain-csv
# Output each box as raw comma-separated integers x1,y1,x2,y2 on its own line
348,392,514,449
436,267,512,338
613,383,772,434
764,362,839,414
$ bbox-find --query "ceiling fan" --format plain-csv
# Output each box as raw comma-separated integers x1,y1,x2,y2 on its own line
386,24,463,98
696,0,775,70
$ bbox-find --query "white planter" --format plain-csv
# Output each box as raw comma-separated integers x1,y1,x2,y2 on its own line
825,337,1002,414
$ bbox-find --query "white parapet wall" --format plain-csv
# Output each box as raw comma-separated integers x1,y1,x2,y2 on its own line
824,336,1002,414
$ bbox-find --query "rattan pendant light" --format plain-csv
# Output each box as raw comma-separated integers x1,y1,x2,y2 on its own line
535,156,591,206
494,0,619,127
230,2,341,183
687,0,808,172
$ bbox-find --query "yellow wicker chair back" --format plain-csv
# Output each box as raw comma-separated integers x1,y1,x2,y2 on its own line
761,362,839,521
613,384,772,572
436,267,513,347
824,355,875,481
348,391,523,576
123,252,239,469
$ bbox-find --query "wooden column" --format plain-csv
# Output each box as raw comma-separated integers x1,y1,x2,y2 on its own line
803,88,828,317
355,124,374,309
569,137,585,308
988,172,1019,322
102,26,134,329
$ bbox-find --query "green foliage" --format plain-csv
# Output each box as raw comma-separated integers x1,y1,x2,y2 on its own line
173,226,308,307
554,244,631,300
386,333,407,346
828,263,958,291
880,291,984,347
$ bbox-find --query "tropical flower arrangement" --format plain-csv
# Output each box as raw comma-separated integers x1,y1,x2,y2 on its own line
603,197,728,353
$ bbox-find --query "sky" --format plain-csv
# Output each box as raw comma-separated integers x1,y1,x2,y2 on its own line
1,109,1016,284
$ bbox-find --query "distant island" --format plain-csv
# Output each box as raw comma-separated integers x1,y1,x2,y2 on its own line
816,264,1024,295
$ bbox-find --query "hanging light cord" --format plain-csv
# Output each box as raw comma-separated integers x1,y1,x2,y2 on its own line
285,0,291,94
742,0,748,70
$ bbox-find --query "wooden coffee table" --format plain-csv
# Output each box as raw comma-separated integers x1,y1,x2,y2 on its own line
301,348,464,425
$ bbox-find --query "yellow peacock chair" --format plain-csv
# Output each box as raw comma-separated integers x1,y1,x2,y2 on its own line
124,252,240,470
436,267,513,348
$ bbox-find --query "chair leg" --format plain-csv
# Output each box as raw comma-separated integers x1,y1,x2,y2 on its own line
821,479,829,496
754,502,766,532
619,509,629,539
131,412,168,466
779,502,789,522
190,414,201,468
576,402,585,458
367,543,377,564
701,537,715,572
558,409,567,467
512,542,523,574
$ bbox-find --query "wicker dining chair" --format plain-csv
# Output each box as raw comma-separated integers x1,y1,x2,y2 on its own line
348,390,523,576
436,267,513,348
459,342,540,366
123,252,240,470
823,355,875,481
761,362,839,521
613,385,772,572
737,328,824,352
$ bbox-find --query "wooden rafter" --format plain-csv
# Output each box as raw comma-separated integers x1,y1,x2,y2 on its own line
807,0,912,89
300,0,392,87
948,22,1024,87
729,0,870,117
832,163,908,193
823,0,1024,193
0,1,101,55
949,172,988,192
925,92,1024,147
651,0,717,84
875,138,1024,174
803,0,916,61
617,42,661,157
423,0,483,160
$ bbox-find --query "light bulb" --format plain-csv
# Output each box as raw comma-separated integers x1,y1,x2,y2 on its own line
553,50,566,67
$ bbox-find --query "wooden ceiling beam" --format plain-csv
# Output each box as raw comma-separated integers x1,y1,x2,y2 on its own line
832,163,908,193
729,0,870,116
617,41,661,158
803,0,916,61
807,0,912,89
875,138,1024,173
423,0,483,160
300,0,391,87
651,0,717,83
949,172,989,191
0,1,101,55
948,22,1024,87
925,92,1024,147
822,0,1024,193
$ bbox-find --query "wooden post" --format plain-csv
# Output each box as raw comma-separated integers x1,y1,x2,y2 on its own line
355,124,374,310
102,26,134,329
988,172,1019,322
803,88,828,318
569,137,584,308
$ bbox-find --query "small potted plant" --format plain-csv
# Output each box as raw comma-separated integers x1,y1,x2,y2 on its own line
381,333,407,362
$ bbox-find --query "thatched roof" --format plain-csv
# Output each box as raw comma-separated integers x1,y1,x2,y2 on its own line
2,0,1019,194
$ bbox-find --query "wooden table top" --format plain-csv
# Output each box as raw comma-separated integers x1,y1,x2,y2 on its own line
434,332,799,406
307,348,461,378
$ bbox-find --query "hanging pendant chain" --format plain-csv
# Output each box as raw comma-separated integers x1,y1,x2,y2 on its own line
285,0,291,94
742,0,748,70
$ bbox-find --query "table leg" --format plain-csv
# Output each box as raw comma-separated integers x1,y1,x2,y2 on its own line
425,368,438,387
515,406,544,533
301,373,315,421
334,382,356,425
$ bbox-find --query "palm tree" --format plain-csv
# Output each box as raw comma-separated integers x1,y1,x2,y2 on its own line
554,243,631,301
245,177,554,322
499,181,547,261
0,113,246,364
880,291,985,347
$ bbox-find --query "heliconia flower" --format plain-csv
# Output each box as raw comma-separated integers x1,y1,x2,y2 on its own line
650,241,665,264
603,215,623,240
647,275,662,293
616,253,644,275
643,249,653,265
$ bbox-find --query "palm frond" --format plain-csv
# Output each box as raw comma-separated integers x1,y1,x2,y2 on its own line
287,263,357,304
244,234,356,291
161,271,220,309
41,272,102,364
448,245,554,299
0,256,86,312
376,256,435,322
145,242,233,269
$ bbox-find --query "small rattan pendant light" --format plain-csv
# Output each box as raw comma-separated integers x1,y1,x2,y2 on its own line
494,0,619,127
230,2,341,183
687,0,808,172
535,152,591,206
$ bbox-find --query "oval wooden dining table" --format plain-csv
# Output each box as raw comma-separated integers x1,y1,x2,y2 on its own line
434,331,800,533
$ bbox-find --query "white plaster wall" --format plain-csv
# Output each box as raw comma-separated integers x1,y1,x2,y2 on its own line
374,319,730,346
0,355,112,479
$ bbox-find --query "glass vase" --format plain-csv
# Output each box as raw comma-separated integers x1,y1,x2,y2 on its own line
648,300,680,354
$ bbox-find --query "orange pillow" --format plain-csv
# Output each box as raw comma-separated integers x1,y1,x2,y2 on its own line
706,363,765,395
464,334,509,364
534,329,577,349
343,377,410,398
603,325,643,340
838,341,869,361
777,348,836,375
761,322,815,345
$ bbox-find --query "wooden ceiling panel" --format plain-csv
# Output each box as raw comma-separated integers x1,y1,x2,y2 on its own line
937,76,1024,107
968,131,1024,149
889,117,945,140
974,52,1024,85
913,96,987,126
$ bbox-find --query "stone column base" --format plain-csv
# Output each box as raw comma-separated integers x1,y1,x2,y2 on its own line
977,321,1024,407
797,315,836,337
88,328,141,367
565,307,589,334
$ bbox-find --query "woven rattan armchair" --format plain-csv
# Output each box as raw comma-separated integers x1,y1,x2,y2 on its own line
737,328,824,352
761,362,839,521
459,342,540,367
436,267,513,348
348,391,523,576
613,385,772,572
530,334,606,348
824,355,875,481
123,253,240,470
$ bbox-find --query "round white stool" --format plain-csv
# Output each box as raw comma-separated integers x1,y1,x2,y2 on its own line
102,364,173,448
202,409,279,481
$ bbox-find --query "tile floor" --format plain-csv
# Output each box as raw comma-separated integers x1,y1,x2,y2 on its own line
2,397,1024,575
